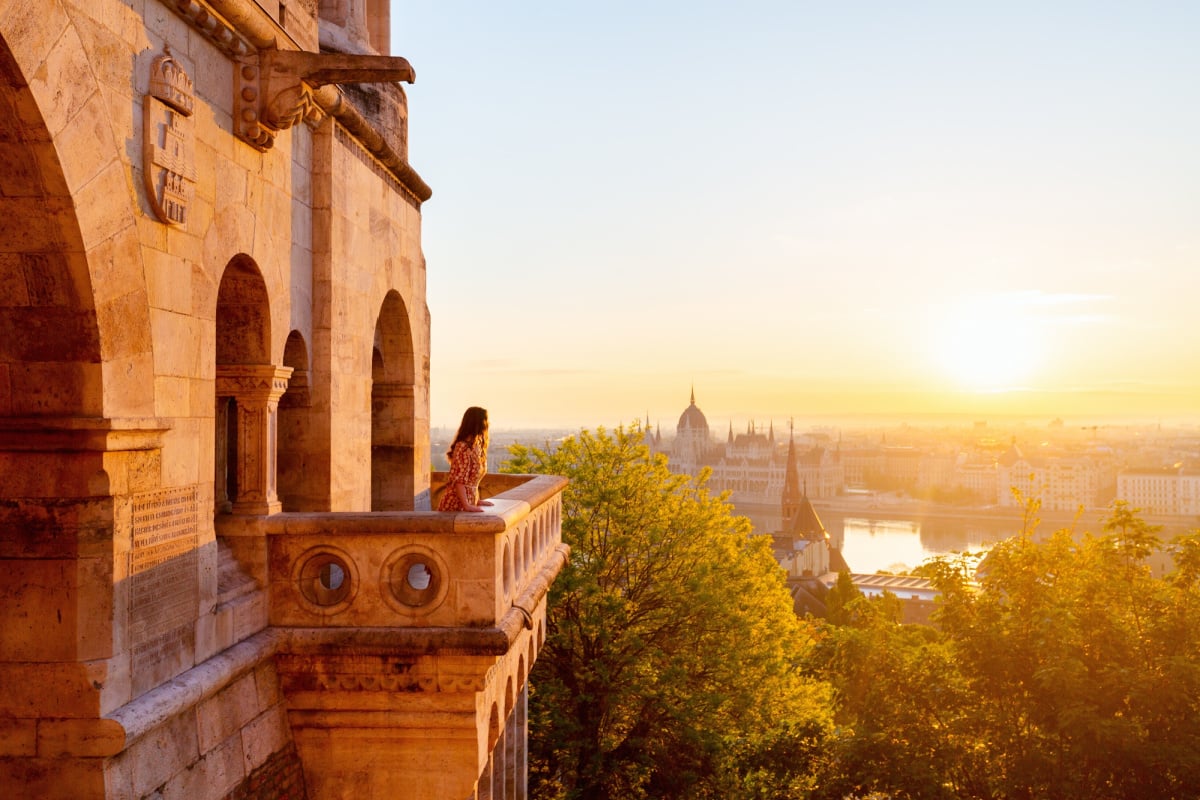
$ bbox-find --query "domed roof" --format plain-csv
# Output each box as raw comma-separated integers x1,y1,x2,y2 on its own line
677,388,709,432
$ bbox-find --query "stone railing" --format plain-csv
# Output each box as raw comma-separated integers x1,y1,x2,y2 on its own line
216,473,568,632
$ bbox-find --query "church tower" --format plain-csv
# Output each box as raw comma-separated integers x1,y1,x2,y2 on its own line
782,426,803,528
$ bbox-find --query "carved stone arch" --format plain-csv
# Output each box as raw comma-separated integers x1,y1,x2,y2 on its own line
0,10,155,419
0,19,158,786
216,255,271,366
487,701,501,752
370,290,415,510
214,255,290,515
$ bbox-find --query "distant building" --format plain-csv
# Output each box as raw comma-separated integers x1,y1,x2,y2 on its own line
996,441,1112,511
769,433,850,615
820,573,940,625
659,390,842,503
1118,467,1200,516
769,443,940,625
954,456,999,503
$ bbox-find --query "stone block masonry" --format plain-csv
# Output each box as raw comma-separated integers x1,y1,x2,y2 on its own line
223,742,308,800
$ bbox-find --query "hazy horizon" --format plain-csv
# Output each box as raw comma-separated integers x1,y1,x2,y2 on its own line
394,4,1200,430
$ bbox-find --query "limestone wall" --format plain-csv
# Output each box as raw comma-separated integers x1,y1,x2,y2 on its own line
0,0,435,797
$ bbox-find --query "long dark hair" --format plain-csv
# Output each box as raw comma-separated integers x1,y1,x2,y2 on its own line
448,406,489,459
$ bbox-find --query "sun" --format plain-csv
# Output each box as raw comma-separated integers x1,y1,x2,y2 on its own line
932,297,1042,391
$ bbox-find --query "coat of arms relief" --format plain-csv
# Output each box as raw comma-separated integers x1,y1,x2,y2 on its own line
143,49,197,227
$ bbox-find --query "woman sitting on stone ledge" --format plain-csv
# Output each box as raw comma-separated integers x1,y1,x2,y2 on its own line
438,406,494,513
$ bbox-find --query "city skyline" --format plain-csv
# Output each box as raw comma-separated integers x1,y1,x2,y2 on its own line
394,3,1200,430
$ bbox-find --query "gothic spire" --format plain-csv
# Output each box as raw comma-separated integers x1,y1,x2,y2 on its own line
782,426,802,527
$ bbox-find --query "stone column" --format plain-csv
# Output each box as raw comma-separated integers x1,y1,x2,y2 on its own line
515,683,529,800
216,365,292,515
214,396,233,513
477,756,493,800
504,702,519,799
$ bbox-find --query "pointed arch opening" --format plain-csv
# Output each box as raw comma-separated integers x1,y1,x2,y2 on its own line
0,45,100,418
370,290,415,510
278,330,319,511
214,255,289,515
0,34,107,677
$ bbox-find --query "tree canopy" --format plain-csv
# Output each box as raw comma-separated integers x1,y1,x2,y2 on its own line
503,426,832,800
807,500,1200,799
507,428,1200,799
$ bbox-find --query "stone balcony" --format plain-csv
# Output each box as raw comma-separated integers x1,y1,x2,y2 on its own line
215,473,566,631
211,472,568,799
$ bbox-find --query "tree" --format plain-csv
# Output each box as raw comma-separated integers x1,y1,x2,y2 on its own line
928,504,1200,799
808,500,1200,800
504,426,832,800
805,581,981,800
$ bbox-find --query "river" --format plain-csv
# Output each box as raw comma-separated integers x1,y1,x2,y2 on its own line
737,504,1013,574
736,501,1193,576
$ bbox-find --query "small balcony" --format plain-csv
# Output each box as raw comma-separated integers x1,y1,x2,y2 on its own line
216,472,568,633
213,472,568,798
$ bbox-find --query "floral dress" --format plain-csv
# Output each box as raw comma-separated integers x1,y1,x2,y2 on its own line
438,438,486,511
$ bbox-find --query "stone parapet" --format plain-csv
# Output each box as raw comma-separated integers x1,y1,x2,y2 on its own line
206,473,567,798
217,473,567,629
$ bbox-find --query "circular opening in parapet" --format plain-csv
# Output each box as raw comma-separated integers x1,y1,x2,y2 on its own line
321,562,345,590
298,551,354,607
382,546,450,615
406,562,432,591
391,555,440,607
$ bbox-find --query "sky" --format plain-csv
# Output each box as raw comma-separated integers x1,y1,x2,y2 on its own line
391,2,1200,431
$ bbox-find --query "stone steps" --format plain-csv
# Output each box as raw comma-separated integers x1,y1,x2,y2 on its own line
216,537,260,605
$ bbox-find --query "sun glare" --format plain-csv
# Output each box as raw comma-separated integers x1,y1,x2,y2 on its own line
933,297,1042,391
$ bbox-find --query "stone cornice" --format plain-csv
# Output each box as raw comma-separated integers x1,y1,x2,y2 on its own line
316,86,432,204
0,417,172,452
168,0,432,204
107,628,279,749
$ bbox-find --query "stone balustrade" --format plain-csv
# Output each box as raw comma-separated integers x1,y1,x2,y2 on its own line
215,473,568,632
208,472,567,798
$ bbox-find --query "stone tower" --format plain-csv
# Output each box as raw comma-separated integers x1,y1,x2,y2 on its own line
673,387,711,470
0,2,566,798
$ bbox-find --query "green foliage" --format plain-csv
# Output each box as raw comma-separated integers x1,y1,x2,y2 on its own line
509,435,1200,799
809,500,1200,800
504,426,832,800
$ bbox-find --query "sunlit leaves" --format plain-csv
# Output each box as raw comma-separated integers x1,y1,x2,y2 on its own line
809,502,1200,799
506,425,832,799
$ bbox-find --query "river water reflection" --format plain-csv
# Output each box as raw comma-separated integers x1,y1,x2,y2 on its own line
739,504,1188,576
739,505,1016,575
838,516,1008,575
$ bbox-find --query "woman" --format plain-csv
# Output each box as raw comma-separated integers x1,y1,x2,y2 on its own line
437,406,494,512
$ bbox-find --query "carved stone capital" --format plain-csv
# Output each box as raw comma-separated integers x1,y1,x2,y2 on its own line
216,365,293,405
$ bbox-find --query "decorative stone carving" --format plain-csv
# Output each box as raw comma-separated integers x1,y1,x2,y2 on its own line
216,365,293,515
235,47,416,151
172,0,252,58
143,49,197,227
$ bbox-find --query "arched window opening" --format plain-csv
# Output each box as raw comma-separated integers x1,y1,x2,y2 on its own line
278,330,316,511
370,291,415,511
214,256,290,516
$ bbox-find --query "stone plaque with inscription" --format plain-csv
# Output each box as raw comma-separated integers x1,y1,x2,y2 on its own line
130,487,199,663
